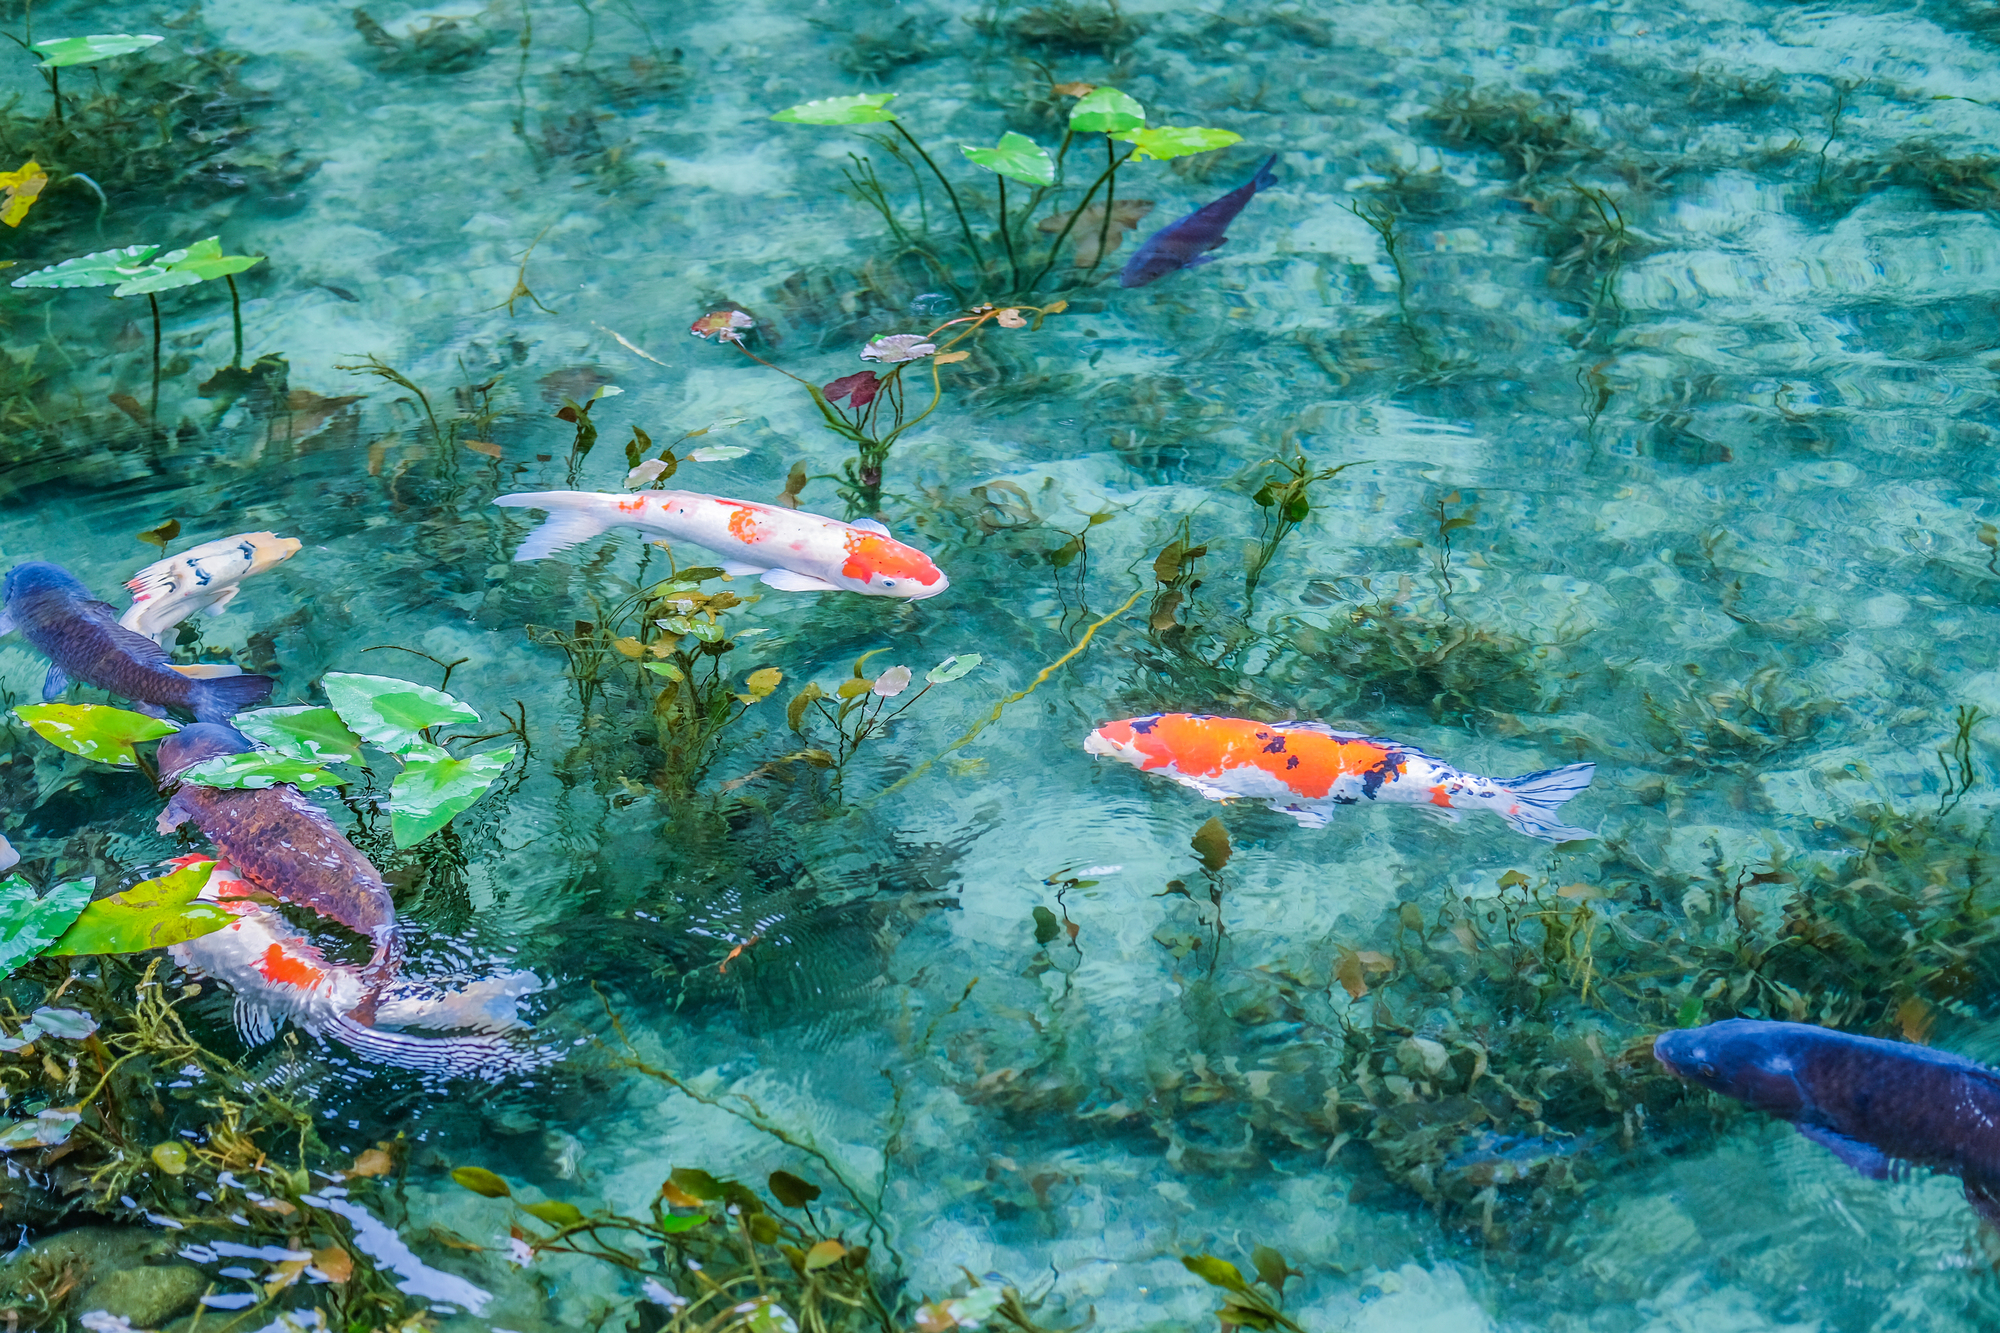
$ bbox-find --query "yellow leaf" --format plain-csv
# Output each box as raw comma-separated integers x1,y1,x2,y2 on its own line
0,161,47,229
1042,299,1069,314
611,637,645,658
464,439,501,458
934,350,970,364
804,1238,847,1271
312,1246,353,1283
264,1259,308,1294
786,682,825,732
660,1180,703,1208
741,666,782,701
350,1147,393,1177
837,677,873,699
1497,869,1529,888
1556,883,1602,900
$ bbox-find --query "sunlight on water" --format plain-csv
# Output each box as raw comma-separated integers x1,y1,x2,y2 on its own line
4,0,2000,1328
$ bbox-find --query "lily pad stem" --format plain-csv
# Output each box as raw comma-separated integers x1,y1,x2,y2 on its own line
1022,147,1135,293
225,274,244,368
1081,134,1120,280
890,122,984,273
996,174,1021,293
147,292,161,426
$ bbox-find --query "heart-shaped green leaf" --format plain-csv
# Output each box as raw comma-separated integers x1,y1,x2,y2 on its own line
321,673,480,753
12,703,178,766
389,746,515,847
1113,126,1243,161
45,860,233,956
174,752,346,791
112,237,263,297
0,875,94,978
772,93,896,126
1068,87,1144,134
233,706,364,764
33,33,163,68
11,244,161,290
960,132,1056,186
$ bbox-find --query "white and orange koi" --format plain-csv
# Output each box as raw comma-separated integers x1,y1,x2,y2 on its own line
493,489,949,599
121,531,303,643
166,855,550,1077
1085,713,1596,844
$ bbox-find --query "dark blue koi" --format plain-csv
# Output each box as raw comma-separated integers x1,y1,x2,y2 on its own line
1118,154,1278,288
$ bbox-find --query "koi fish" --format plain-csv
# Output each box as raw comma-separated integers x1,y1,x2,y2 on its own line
1084,713,1596,843
493,489,949,599
0,562,274,724
120,531,302,642
1656,1019,2000,1225
167,856,548,1078
1119,154,1278,288
156,725,398,978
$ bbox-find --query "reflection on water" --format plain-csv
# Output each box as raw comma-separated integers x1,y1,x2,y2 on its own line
3,0,2000,1327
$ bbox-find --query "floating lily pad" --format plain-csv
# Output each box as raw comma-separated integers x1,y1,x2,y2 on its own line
12,703,178,767
233,706,364,764
960,132,1056,186
46,859,233,956
772,93,897,126
175,752,345,791
32,33,163,68
389,746,516,847
1113,126,1243,161
321,673,480,754
11,243,161,289
926,654,982,684
0,874,94,979
1068,87,1145,134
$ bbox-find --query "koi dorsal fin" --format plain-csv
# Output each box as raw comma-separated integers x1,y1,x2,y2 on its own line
851,518,891,536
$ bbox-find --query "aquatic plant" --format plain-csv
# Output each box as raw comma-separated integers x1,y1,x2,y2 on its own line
1241,451,1365,610
11,238,263,426
692,298,1065,514
783,651,982,797
769,85,1242,300
352,7,493,73
24,34,162,126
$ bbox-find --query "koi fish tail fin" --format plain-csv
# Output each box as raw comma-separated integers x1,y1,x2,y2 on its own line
494,491,617,561
324,1012,558,1079
192,672,276,724
1494,762,1597,843
1251,153,1279,192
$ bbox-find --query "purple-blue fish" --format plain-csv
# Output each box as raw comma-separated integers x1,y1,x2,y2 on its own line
1,561,272,724
1656,1019,2000,1223
156,724,400,983
1118,154,1279,288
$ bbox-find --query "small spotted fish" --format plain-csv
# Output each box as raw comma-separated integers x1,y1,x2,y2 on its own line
493,489,949,599
121,530,302,643
1085,713,1596,843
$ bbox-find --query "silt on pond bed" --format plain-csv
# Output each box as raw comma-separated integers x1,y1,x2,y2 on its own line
2,0,2000,1329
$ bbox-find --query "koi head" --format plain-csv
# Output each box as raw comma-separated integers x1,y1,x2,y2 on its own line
238,532,303,576
1084,716,1153,766
157,723,254,781
840,531,949,599
1655,1020,1808,1115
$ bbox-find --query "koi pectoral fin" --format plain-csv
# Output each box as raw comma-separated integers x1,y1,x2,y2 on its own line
721,560,772,576
0,609,13,637
1796,1123,1900,1181
851,518,891,536
760,569,841,593
40,664,67,702
1278,804,1330,829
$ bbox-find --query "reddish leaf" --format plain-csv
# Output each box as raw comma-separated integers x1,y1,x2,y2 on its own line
823,371,880,407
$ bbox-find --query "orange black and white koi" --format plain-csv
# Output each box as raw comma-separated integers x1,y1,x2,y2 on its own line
1084,713,1596,843
166,855,547,1077
493,489,948,598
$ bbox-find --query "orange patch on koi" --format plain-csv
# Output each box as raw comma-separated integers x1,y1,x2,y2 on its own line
617,497,646,514
257,943,325,989
1110,714,1396,800
1429,785,1453,807
840,533,944,586
727,506,763,543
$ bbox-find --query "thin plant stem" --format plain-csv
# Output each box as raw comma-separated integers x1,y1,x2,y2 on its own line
890,122,984,271
147,292,161,425
1022,148,1134,293
996,174,1021,292
225,274,244,368
48,65,59,127
1083,134,1117,280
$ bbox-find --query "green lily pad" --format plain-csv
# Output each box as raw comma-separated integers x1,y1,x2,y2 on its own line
960,132,1056,186
46,859,233,956
12,703,178,766
174,752,346,791
33,33,163,68
389,746,515,848
1113,126,1244,161
0,874,94,978
1068,87,1145,134
11,244,161,290
233,706,364,764
321,673,480,754
926,653,982,684
772,93,897,125
113,237,263,297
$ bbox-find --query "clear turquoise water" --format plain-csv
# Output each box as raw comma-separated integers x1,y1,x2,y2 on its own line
9,0,2000,1328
